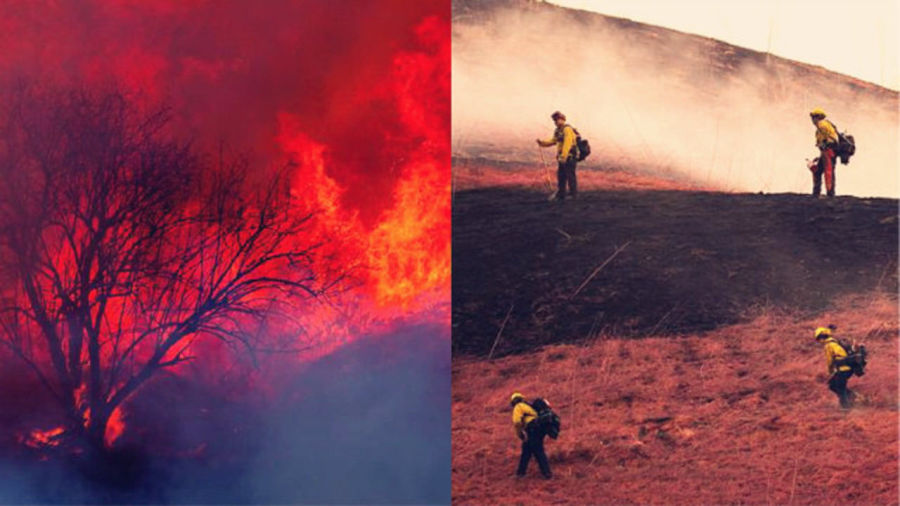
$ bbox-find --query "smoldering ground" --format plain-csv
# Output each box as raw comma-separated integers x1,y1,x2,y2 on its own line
0,323,450,504
452,1,898,197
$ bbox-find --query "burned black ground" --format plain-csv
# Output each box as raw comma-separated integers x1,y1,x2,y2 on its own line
452,187,897,356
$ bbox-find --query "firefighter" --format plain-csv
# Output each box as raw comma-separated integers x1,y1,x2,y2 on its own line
536,111,579,201
814,326,855,409
809,108,839,197
510,392,552,479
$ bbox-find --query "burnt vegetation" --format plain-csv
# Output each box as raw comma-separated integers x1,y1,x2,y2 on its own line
452,188,898,357
0,86,342,455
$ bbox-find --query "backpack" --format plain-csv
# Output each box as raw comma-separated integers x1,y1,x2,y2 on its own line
530,398,561,439
835,338,867,377
572,127,591,162
560,125,590,162
827,120,855,165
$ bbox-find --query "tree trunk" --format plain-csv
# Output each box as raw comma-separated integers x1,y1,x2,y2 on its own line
87,404,110,451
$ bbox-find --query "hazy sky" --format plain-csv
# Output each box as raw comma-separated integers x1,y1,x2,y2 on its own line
549,0,899,90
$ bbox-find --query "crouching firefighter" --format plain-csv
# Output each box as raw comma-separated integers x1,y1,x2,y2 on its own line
510,392,558,479
814,326,867,409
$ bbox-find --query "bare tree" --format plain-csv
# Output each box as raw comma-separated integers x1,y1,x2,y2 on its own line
0,86,340,451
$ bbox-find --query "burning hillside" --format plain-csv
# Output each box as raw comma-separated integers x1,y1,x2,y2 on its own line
0,0,449,502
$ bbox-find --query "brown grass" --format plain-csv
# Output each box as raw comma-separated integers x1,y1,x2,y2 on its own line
453,161,712,193
452,291,899,505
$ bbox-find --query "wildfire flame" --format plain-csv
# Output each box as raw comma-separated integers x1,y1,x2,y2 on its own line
278,15,450,327
20,427,64,449
20,384,128,449
1,0,448,453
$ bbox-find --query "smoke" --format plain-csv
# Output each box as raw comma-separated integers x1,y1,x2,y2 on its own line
452,2,899,197
242,323,450,504
0,324,450,504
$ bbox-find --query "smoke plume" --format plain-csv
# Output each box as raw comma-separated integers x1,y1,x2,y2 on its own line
452,1,898,197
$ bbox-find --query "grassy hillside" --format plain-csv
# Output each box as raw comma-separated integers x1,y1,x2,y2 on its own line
452,293,898,504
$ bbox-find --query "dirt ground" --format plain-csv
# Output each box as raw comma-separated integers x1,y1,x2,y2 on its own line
452,293,898,505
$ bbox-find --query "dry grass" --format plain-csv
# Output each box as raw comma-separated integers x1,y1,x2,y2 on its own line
453,162,711,193
452,291,899,505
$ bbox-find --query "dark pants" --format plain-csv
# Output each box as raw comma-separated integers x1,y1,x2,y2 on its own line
828,370,854,409
517,423,551,478
812,148,836,197
556,158,577,200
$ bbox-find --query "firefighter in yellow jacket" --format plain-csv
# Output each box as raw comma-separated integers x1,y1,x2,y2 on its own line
536,111,579,201
815,326,855,409
809,108,839,197
510,392,552,478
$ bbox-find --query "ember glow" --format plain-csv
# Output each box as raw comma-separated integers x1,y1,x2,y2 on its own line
19,427,64,450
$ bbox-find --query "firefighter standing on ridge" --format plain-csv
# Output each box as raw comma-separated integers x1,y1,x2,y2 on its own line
510,392,552,479
815,326,856,409
809,108,839,197
537,111,579,201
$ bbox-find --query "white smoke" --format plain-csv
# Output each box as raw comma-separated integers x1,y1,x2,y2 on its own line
452,3,899,197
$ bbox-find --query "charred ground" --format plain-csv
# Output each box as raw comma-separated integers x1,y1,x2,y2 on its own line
452,183,898,357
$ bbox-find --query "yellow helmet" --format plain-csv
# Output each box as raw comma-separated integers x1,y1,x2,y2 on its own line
510,392,525,403
814,326,832,340
810,107,827,118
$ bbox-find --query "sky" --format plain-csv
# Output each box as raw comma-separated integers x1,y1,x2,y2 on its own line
548,0,900,91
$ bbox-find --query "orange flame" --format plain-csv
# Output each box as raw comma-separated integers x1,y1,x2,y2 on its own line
105,406,126,447
74,382,128,447
20,426,65,449
277,15,449,324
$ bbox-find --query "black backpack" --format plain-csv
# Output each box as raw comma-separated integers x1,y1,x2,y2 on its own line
835,338,867,377
560,125,590,162
827,120,855,165
573,128,591,162
530,398,561,439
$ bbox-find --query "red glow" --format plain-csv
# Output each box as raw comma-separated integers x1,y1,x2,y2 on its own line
0,0,449,452
19,426,64,449
278,13,450,313
104,407,126,447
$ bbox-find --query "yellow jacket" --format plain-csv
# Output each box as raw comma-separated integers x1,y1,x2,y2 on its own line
539,125,577,162
512,402,537,438
815,119,839,150
823,337,851,374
